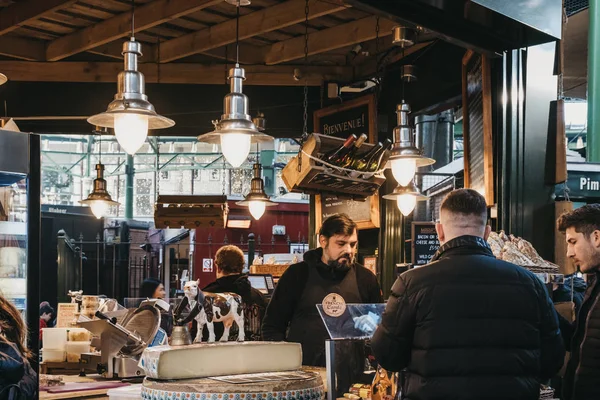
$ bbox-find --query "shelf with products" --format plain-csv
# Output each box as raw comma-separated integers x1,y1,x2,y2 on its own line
282,134,387,200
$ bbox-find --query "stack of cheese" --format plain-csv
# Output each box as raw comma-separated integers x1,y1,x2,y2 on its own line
487,231,560,273
139,342,325,400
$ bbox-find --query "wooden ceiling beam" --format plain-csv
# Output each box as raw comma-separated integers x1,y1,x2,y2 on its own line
46,0,222,61
265,16,395,65
0,35,45,60
158,0,348,63
88,41,265,65
0,61,352,86
0,0,78,36
355,41,434,78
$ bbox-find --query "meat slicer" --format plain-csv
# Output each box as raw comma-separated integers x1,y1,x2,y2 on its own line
78,298,169,379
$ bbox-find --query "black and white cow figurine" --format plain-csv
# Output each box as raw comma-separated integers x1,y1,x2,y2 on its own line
175,279,244,343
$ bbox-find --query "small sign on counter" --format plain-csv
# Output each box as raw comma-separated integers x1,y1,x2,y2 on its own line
411,222,440,266
56,303,79,328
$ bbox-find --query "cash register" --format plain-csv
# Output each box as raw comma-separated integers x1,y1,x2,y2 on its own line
248,274,275,298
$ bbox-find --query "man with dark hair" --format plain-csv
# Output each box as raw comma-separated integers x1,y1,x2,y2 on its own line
556,204,600,400
200,245,267,341
39,303,54,343
262,214,382,392
371,189,565,400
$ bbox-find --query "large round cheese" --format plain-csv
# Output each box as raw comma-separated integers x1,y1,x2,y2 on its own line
142,370,324,400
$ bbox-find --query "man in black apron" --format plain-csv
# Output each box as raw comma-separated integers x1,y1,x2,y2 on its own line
262,213,383,395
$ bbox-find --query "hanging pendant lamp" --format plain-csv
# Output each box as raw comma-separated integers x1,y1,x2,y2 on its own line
80,129,120,219
386,102,435,186
236,161,277,220
88,1,174,155
198,1,272,168
382,180,427,216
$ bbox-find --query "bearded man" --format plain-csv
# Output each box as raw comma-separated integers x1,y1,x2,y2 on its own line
262,213,382,392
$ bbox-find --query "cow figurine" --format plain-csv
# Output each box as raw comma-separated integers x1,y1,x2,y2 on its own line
174,280,244,343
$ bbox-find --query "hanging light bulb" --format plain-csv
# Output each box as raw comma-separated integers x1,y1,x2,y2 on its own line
236,162,277,220
87,2,174,155
386,102,435,186
80,129,120,219
576,136,585,149
198,1,272,167
383,180,427,216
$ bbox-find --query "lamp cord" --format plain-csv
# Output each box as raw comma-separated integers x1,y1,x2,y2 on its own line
131,0,135,39
236,0,240,65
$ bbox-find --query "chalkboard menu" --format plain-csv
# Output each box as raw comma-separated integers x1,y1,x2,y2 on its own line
411,222,440,266
315,193,380,232
313,94,376,144
462,50,494,205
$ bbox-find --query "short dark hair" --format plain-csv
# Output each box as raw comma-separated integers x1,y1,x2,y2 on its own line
215,245,245,274
319,213,357,238
557,204,600,237
40,304,54,317
440,189,487,224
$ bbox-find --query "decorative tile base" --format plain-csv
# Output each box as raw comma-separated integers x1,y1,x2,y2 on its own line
141,386,325,400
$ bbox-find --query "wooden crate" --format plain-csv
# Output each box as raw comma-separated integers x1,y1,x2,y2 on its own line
154,195,228,229
282,134,386,200
249,264,290,277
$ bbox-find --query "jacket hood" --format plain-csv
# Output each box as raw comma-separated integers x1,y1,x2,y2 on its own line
213,274,252,300
430,235,494,262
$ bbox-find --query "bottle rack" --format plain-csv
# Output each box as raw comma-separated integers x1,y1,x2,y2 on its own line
282,133,386,200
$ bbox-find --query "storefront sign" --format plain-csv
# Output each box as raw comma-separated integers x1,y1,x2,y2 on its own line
313,94,376,144
411,222,440,266
42,204,95,216
559,171,600,199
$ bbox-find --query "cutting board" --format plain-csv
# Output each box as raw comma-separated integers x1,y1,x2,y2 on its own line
44,382,129,393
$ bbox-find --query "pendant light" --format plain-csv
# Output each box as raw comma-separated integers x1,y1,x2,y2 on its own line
197,0,272,168
236,144,276,220
383,180,427,216
80,128,120,219
87,0,174,155
387,102,435,186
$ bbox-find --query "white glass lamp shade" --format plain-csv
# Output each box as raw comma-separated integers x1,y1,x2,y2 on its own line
397,194,417,216
248,201,266,220
391,158,417,186
221,133,251,167
90,200,109,219
114,113,149,155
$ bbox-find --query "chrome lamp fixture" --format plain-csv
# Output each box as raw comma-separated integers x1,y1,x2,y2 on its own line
80,129,120,219
236,161,276,220
88,1,174,155
197,0,272,168
387,102,435,186
383,180,427,216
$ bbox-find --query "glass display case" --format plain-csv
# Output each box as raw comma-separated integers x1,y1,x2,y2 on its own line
0,129,41,363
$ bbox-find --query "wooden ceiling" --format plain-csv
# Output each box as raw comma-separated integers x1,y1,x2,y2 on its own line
0,0,419,86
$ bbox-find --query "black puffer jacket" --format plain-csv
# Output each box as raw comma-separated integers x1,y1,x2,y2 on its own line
561,272,600,400
0,342,37,400
371,235,565,400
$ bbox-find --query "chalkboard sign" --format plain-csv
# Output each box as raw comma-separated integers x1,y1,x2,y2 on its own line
315,193,380,233
462,50,494,205
313,94,376,144
411,222,440,266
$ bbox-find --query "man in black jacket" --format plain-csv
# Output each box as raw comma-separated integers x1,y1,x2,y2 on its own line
201,244,267,341
557,205,600,400
262,213,382,393
371,189,564,400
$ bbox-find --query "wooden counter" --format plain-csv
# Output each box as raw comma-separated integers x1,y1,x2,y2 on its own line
39,374,128,400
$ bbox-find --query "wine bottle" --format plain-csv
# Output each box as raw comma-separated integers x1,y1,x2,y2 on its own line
366,138,393,172
351,142,383,171
337,134,368,168
322,134,357,165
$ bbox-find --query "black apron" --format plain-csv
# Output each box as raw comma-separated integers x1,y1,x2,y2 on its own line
286,263,364,395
